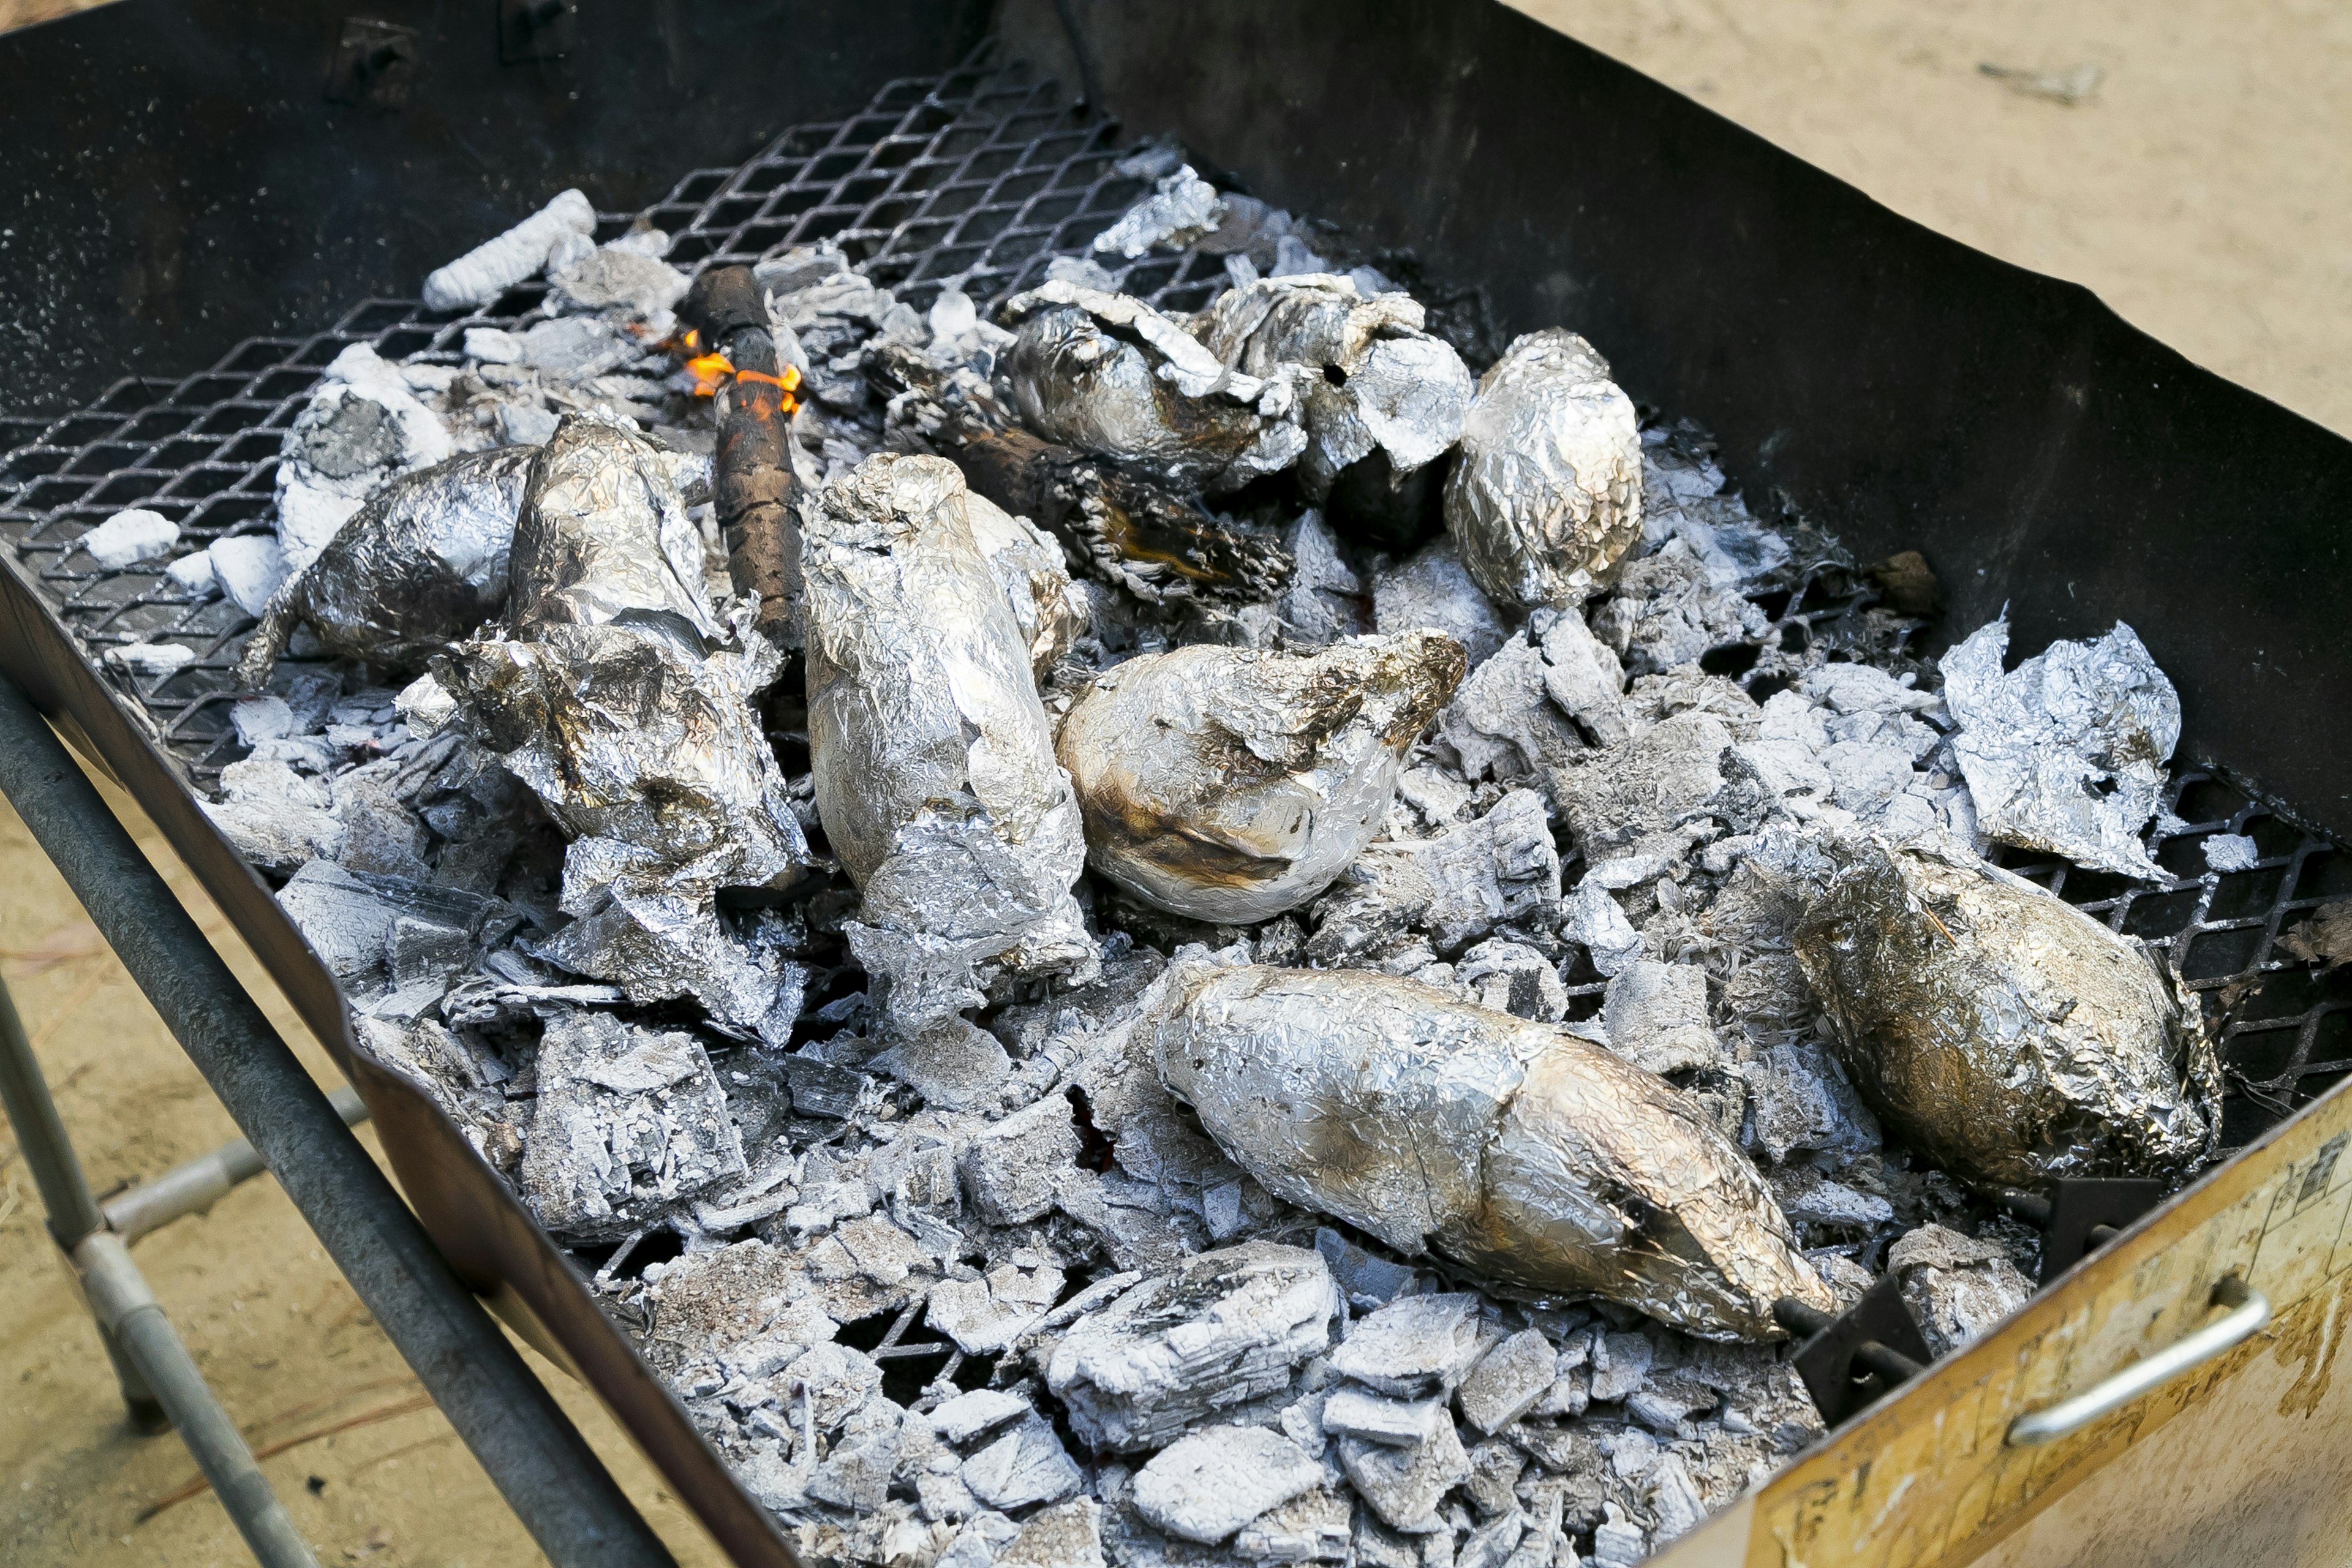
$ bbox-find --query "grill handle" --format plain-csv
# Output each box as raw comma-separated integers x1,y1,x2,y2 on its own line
2006,1275,2269,1446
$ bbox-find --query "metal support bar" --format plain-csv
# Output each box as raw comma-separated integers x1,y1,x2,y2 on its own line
75,1231,321,1568
0,676,676,1568
105,1085,370,1242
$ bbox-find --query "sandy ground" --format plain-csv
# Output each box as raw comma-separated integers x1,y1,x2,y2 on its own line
0,1,2345,1565
0,769,726,1568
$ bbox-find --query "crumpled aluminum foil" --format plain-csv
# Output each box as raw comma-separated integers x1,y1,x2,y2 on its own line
1794,836,2219,1192
1443,330,1643,609
964,489,1090,679
236,445,535,688
1003,281,1305,492
439,415,813,1042
1939,616,2180,880
1058,631,1466,923
802,454,1096,1034
1147,960,1833,1339
1090,164,1226,258
1191,275,1473,503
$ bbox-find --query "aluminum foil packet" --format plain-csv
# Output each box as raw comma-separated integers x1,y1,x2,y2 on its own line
1147,960,1833,1339
1190,274,1473,503
1794,835,2220,1192
237,444,535,687
274,342,461,571
1443,329,1644,609
1058,631,1466,923
964,489,1090,679
1003,281,1306,492
802,454,1095,1035
1939,615,2181,880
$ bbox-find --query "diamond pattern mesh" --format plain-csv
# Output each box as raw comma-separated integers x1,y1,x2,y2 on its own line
0,47,2340,1153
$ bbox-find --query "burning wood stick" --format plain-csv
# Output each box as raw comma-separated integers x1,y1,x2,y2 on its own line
681,265,804,643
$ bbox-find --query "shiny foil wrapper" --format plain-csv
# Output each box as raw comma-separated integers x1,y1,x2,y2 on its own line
1058,631,1466,924
1443,330,1643,609
1940,616,2181,881
1794,837,2220,1192
1191,274,1473,502
802,454,1095,1033
1148,962,1832,1340
964,489,1090,679
1003,281,1306,492
236,445,535,688
441,415,813,1042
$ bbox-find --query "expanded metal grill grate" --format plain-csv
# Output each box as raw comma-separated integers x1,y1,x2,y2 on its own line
1,48,2344,1156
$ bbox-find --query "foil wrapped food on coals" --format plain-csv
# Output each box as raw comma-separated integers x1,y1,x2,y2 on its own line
236,445,536,688
1003,281,1305,493
963,488,1090,679
802,453,1095,1034
1940,616,2182,881
1058,631,1466,924
1146,962,1833,1340
1191,274,1473,536
438,414,813,1042
1794,836,2220,1192
1443,329,1643,609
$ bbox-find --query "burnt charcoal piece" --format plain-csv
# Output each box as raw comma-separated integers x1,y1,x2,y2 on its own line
682,263,804,645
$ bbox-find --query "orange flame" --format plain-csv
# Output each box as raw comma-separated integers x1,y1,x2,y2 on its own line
684,350,734,396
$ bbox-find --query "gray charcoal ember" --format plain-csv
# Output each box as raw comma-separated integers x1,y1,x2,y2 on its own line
1058,631,1465,924
1349,1506,1423,1568
962,1414,1084,1511
803,454,1095,1036
1314,1227,1423,1310
961,1090,1084,1226
1322,1385,1449,1448
1003,281,1305,493
777,1341,887,1434
1589,1504,1646,1568
1000,1498,1107,1568
1457,1330,1559,1436
1644,1452,1706,1544
1774,1171,1894,1231
919,1472,983,1526
1456,940,1568,1023
967,489,1090,679
1940,616,2180,880
519,1012,747,1238
1738,1041,1881,1166
1623,1378,1717,1435
1436,635,1585,786
1395,766,1474,832
1132,1425,1325,1544
1550,711,1732,858
1307,788,1560,963
1794,837,2219,1190
926,1257,1066,1355
1885,1224,2035,1358
353,1016,519,1169
1093,164,1227,257
1234,1487,1351,1562
1586,1331,1654,1403
517,315,637,382
809,1416,905,1512
1599,962,1723,1076
1277,510,1371,647
1375,539,1509,668
1046,1242,1339,1452
328,765,432,879
1330,1294,1486,1400
548,242,690,325
276,859,488,989
206,760,345,875
868,1017,1014,1111
1189,275,1473,503
236,445,535,688
1456,1509,1526,1568
1337,1419,1472,1534
274,344,458,571
1559,882,1643,978
1278,1389,1332,1459
940,1512,1027,1568
930,1389,1033,1447
1150,963,1831,1338
1508,1482,1566,1568
1588,536,1771,677
1443,331,1642,611
1463,1438,1528,1518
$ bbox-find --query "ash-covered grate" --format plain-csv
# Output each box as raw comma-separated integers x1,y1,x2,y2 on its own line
0,44,1211,790
1,45,2343,1163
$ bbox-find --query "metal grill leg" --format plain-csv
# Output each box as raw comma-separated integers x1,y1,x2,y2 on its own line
0,971,318,1566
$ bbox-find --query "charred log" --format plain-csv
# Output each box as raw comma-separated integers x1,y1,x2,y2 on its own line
682,264,802,644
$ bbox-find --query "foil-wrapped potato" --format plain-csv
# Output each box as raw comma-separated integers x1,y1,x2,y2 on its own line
503,413,720,642
1442,330,1643,609
802,454,1095,1031
1148,962,1833,1339
1795,837,2220,1191
236,445,535,687
1058,633,1466,924
1003,281,1305,493
963,488,1090,679
1191,274,1472,514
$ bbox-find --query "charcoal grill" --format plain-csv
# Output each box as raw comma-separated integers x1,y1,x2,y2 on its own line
6,4,2352,1566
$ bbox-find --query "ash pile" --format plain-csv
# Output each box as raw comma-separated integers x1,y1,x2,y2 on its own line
119,154,2226,1568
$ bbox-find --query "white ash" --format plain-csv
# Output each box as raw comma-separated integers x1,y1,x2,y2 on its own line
421,187,597,312
2203,831,2260,873
80,508,181,569
102,641,198,676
